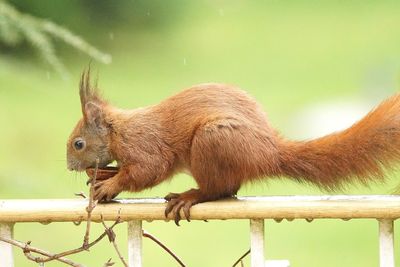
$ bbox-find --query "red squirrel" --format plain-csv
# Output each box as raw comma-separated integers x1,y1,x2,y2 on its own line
67,69,400,225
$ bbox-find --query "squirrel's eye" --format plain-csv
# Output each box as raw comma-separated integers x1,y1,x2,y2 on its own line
74,139,85,150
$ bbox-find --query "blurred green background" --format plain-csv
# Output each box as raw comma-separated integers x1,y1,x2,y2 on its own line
1,1,400,266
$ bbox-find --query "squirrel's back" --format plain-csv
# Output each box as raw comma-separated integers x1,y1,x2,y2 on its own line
156,83,274,131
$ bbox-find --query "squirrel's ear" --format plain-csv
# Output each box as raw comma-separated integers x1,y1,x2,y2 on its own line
84,102,104,128
79,68,104,119
79,71,88,117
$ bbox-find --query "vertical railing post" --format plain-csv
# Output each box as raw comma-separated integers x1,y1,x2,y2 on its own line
128,220,143,267
0,223,14,267
250,219,265,267
379,219,395,267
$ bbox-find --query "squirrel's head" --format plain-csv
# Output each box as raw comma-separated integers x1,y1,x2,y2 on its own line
66,70,113,171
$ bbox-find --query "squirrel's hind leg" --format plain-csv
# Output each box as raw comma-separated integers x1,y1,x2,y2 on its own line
164,119,251,225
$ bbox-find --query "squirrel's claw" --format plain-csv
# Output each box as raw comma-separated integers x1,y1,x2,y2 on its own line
92,179,122,202
86,178,93,186
164,192,180,201
164,193,195,226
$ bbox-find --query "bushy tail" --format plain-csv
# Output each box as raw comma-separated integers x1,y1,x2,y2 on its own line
279,94,400,190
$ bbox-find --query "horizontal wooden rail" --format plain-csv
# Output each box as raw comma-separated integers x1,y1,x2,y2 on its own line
0,195,400,223
0,195,398,267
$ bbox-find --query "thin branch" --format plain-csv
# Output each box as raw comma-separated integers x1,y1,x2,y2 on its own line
0,236,82,267
103,258,115,267
143,230,186,267
232,249,250,267
101,215,128,267
24,216,121,263
83,158,99,248
75,192,87,199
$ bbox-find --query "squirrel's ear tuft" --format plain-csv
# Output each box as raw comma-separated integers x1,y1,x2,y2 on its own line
84,101,104,128
79,67,103,119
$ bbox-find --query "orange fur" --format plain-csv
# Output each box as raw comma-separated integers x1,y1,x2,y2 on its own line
67,69,400,224
279,94,400,189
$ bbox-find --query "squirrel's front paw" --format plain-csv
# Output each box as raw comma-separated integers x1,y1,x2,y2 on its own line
93,178,122,202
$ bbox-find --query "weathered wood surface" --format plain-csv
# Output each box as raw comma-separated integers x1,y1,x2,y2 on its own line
0,195,399,223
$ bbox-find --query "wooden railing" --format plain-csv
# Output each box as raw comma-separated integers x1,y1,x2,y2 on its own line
0,195,398,267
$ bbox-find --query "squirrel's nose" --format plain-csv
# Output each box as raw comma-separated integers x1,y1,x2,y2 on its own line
67,162,75,171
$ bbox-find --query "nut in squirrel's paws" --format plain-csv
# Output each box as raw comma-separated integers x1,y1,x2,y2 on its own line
86,166,119,181
85,166,121,202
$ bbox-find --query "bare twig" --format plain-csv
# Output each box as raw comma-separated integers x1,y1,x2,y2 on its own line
24,217,121,263
74,192,87,199
83,158,99,248
103,258,115,266
232,249,250,267
143,230,186,267
100,215,128,267
0,236,82,267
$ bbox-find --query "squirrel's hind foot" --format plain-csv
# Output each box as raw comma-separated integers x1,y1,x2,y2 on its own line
164,188,207,226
